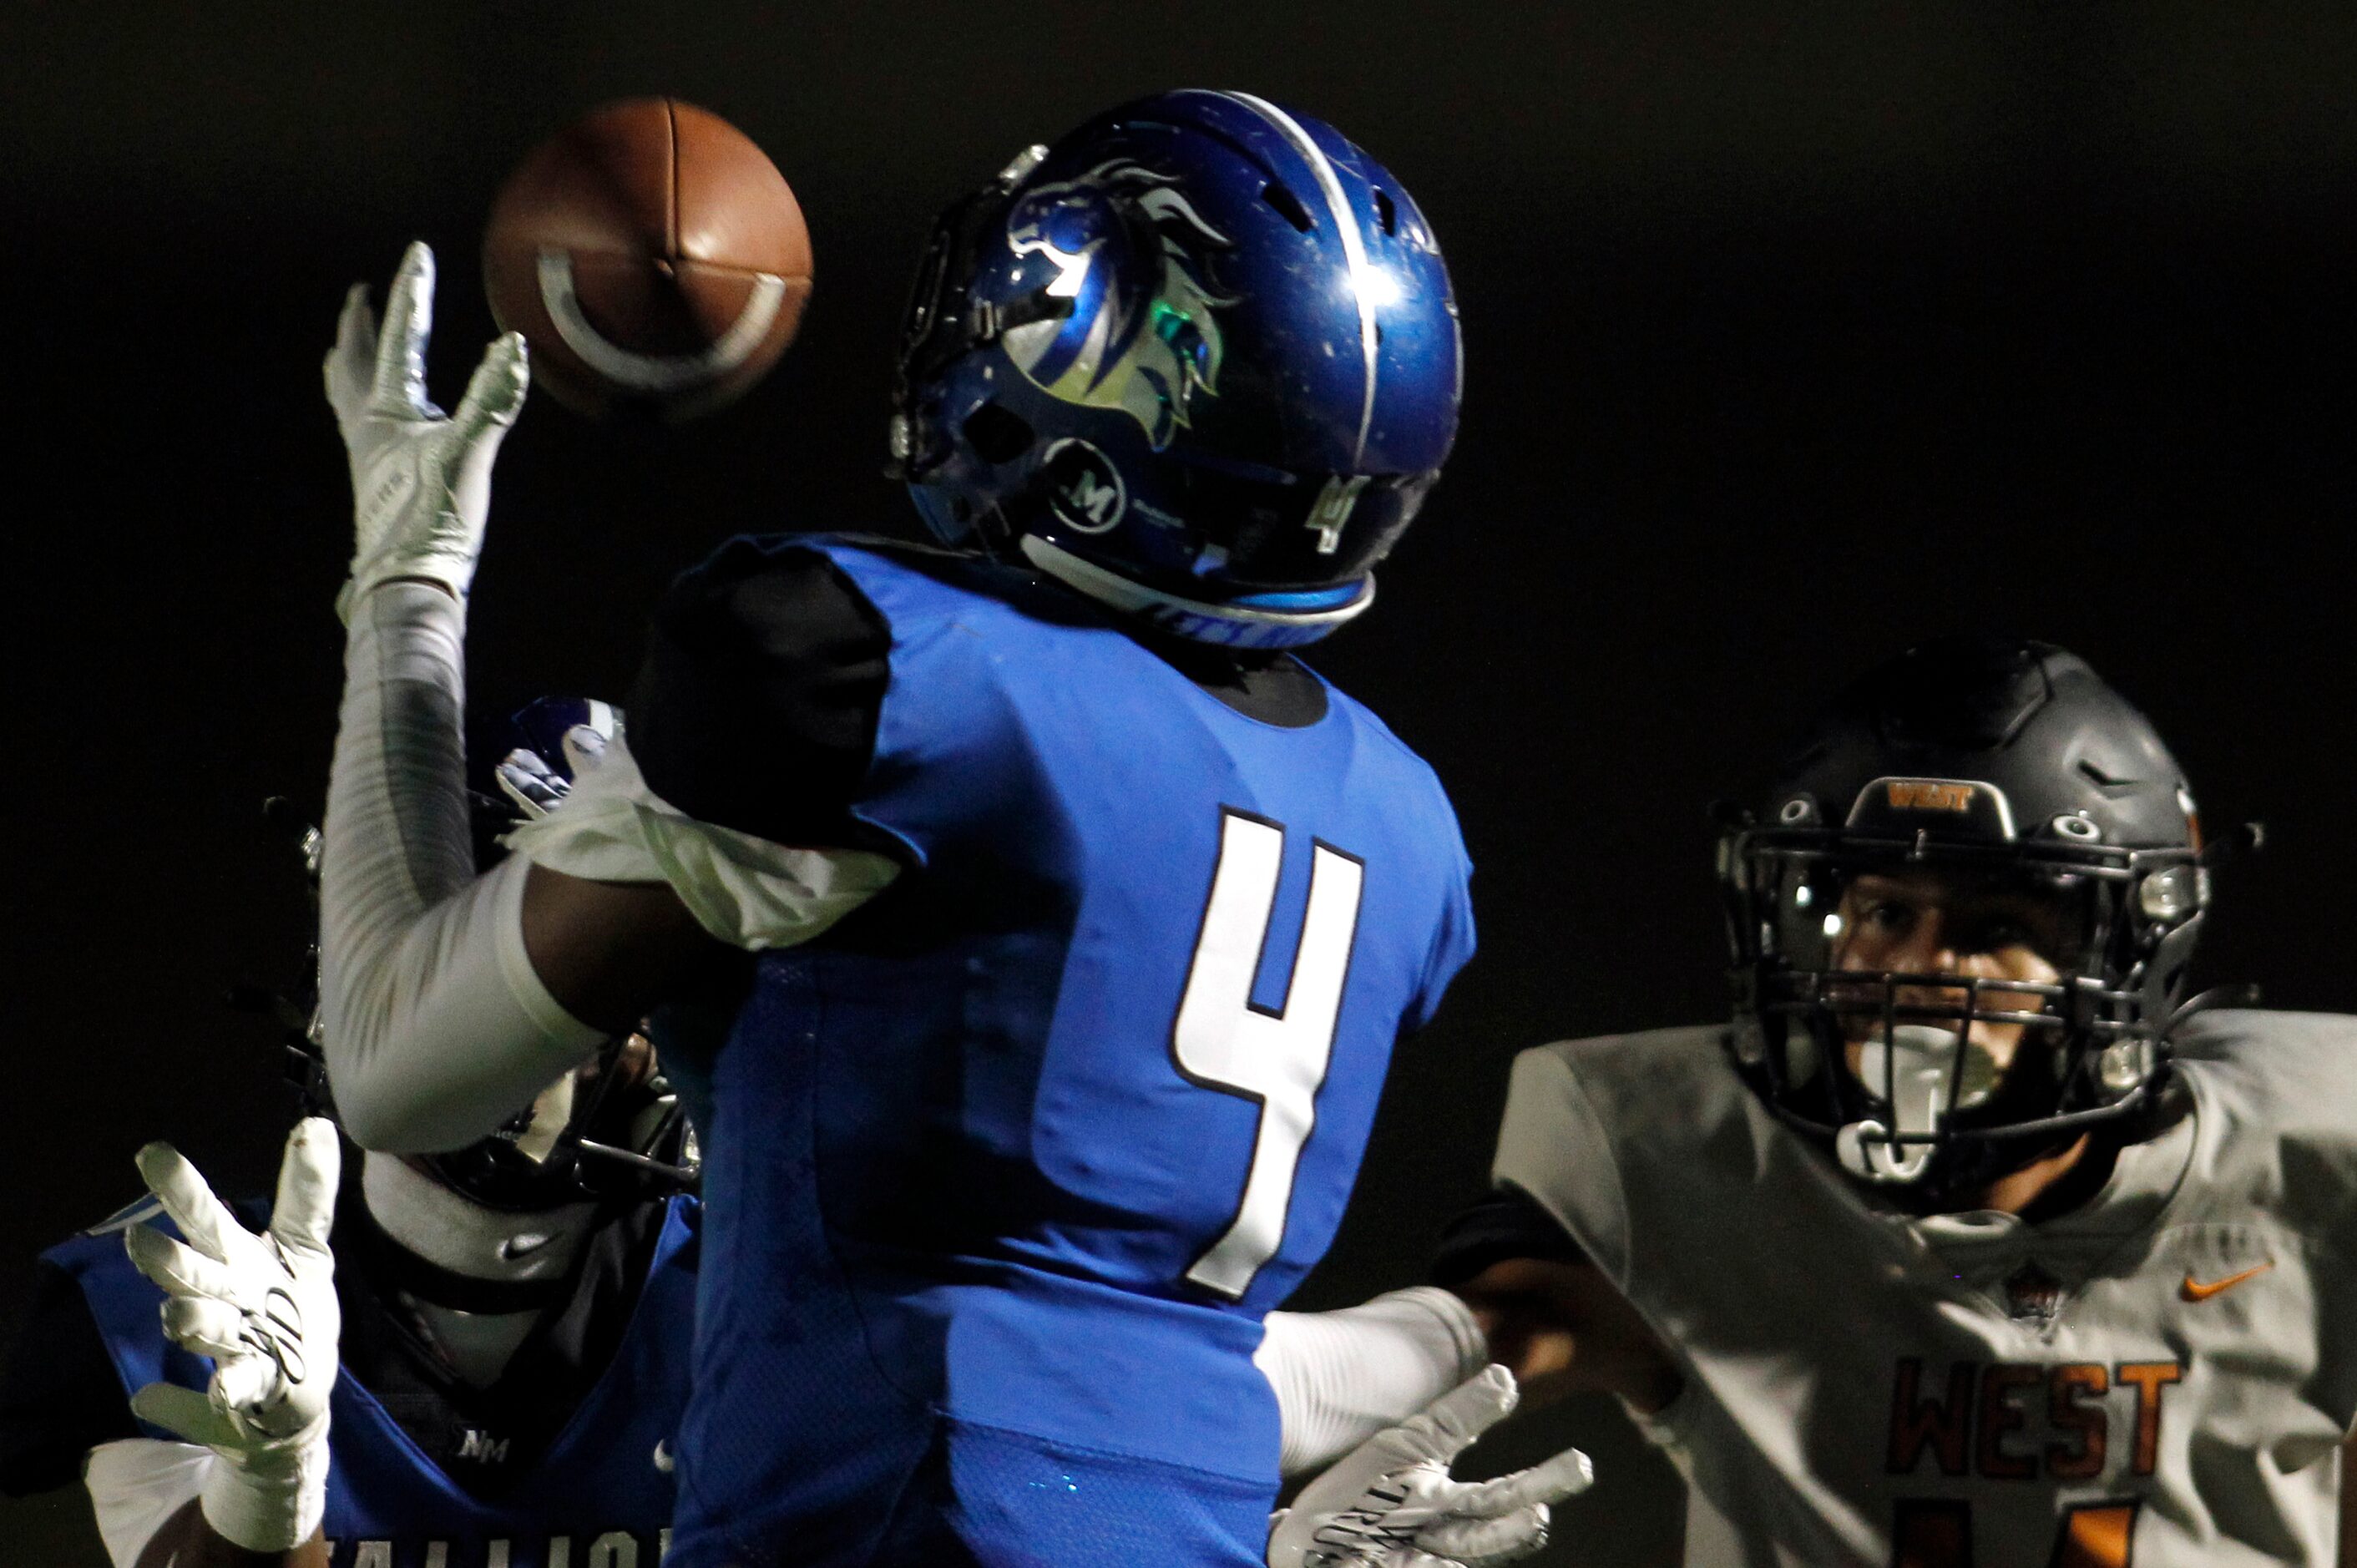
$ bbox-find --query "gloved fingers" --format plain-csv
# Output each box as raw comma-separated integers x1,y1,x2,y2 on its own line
124,1223,243,1302
267,1118,341,1261
130,1381,240,1450
1365,1364,1520,1469
496,751,569,819
369,240,438,417
452,331,530,442
1414,1502,1551,1565
131,1144,255,1267
160,1295,251,1361
1436,1447,1594,1518
559,722,609,775
325,282,377,426
213,1352,288,1417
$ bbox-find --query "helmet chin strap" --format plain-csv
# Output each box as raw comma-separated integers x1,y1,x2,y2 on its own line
1834,1024,2002,1185
1017,534,1372,650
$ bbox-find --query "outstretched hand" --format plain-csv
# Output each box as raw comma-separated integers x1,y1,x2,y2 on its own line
125,1118,341,1447
1268,1366,1594,1568
123,1119,342,1551
324,241,529,622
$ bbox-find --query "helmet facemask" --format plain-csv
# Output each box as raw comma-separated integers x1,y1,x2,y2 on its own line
1727,832,2199,1203
1720,640,2212,1208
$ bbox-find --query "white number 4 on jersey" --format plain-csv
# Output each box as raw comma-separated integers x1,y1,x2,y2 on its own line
1175,810,1366,1299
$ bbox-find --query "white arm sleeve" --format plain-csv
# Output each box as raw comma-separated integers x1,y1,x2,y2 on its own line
320,582,607,1152
319,582,900,1152
1255,1286,1490,1477
83,1439,210,1568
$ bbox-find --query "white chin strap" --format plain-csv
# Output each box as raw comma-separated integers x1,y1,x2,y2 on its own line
1834,1024,2001,1184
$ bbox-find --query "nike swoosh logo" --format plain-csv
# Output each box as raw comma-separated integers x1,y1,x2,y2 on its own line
498,1233,556,1262
2182,1262,2273,1302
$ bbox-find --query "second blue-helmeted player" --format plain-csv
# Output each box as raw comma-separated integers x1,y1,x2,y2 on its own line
1,718,703,1568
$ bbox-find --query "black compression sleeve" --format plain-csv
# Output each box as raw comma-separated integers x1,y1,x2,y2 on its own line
1429,1184,1589,1288
628,539,898,855
0,1263,139,1495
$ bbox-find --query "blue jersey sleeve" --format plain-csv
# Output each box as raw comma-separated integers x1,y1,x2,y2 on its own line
1409,843,1476,1033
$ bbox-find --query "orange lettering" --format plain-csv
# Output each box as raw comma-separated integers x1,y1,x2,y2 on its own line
1888,781,1975,812
2116,1363,2181,1477
2051,1501,2139,1566
1889,1358,1975,1477
1889,1497,2140,1566
1976,1363,2041,1479
2046,1364,2108,1480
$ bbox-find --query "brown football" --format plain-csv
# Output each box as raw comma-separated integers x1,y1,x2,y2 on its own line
483,98,812,421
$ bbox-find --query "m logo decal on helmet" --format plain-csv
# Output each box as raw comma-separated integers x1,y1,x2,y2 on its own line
1004,159,1236,450
1041,438,1128,534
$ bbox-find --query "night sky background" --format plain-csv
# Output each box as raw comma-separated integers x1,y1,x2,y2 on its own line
4,3,2353,1562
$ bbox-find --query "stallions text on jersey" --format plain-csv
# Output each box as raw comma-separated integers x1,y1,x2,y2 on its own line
1490,1011,2357,1567
644,538,1475,1568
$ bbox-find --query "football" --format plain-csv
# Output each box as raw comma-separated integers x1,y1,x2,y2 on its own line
482,98,812,421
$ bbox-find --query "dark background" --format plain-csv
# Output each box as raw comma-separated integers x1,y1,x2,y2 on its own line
4,3,2352,1562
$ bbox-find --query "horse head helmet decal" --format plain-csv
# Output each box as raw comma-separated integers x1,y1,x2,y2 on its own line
1004,159,1237,450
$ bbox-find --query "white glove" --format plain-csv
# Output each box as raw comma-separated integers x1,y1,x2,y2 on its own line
324,240,529,622
123,1119,342,1551
1267,1367,1593,1568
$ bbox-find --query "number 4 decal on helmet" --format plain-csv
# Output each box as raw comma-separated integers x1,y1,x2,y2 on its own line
1173,809,1365,1299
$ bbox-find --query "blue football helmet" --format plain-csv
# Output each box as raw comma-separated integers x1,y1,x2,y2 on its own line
889,90,1462,650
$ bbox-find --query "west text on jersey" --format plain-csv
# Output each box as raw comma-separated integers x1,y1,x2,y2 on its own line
1888,1358,2183,1480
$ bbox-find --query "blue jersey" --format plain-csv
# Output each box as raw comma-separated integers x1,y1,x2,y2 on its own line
40,1196,697,1568
653,539,1474,1567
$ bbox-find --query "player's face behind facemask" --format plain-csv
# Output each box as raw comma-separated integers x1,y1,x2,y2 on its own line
1772,858,2100,1185
1821,862,2090,1066
1721,637,2208,1202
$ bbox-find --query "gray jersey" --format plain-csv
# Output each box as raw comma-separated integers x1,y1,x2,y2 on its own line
1492,1009,2357,1566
